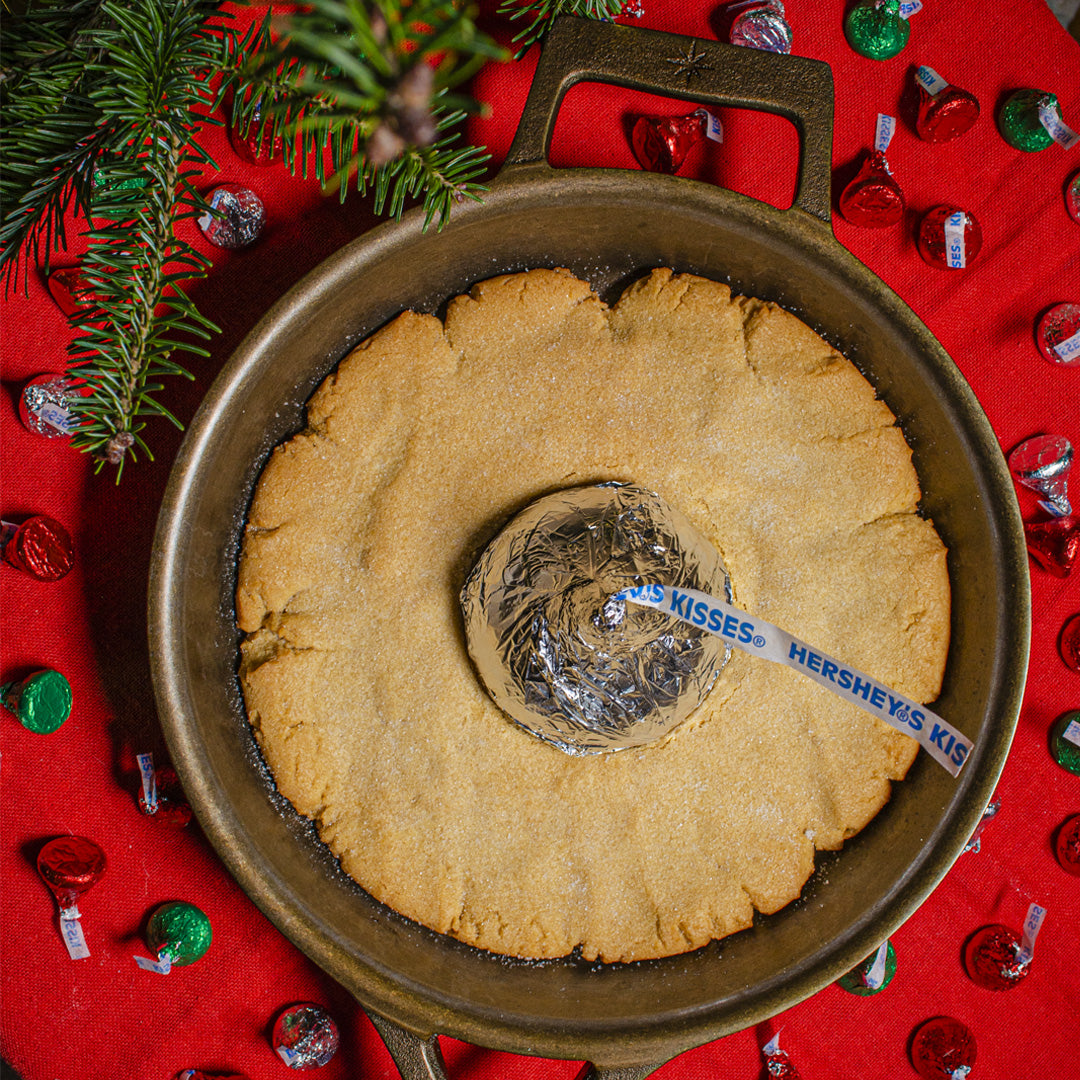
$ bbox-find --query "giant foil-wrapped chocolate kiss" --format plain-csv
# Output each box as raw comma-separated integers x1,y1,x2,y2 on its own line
461,483,731,754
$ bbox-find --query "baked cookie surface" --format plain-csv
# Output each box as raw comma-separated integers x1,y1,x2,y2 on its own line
236,268,950,962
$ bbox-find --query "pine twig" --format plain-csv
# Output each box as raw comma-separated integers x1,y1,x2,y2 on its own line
497,0,627,56
225,0,508,226
63,0,229,474
1,0,230,475
0,0,111,290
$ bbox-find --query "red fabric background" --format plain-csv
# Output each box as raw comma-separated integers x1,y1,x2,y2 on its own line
2,1,1079,1077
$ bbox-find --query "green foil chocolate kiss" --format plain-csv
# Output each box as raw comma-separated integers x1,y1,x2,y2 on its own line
0,669,73,734
1050,710,1080,776
837,940,898,995
998,89,1056,152
844,0,910,60
147,900,212,967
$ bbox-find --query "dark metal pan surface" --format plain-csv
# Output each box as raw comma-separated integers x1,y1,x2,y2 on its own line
149,18,1029,1079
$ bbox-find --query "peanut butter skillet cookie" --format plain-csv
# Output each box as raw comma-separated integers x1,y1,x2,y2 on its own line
237,268,949,962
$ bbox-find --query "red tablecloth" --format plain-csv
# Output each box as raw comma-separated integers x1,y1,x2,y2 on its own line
3,2,1079,1078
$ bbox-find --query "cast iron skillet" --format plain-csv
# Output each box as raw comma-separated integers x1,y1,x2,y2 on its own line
149,17,1030,1079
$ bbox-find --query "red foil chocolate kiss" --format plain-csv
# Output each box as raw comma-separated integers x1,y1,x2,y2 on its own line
37,836,106,911
1,515,75,581
764,1051,801,1079
839,150,905,227
917,82,980,142
1061,613,1080,672
1036,302,1080,366
47,266,103,319
917,205,983,269
139,766,194,828
1025,515,1079,578
1067,170,1080,224
229,103,284,166
1055,814,1080,876
964,923,1029,991
910,1016,977,1079
631,111,707,174
762,1036,802,1079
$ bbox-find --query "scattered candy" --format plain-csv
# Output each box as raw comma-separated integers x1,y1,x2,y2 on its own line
1061,615,1080,672
631,109,722,175
229,99,284,166
1025,515,1078,578
197,184,265,250
1,669,73,733
19,373,76,438
1036,302,1080,366
916,205,982,269
1055,814,1080,876
761,1032,801,1079
844,0,909,60
1,515,75,581
47,266,100,319
997,89,1062,152
135,900,212,973
963,798,1000,854
1067,170,1080,224
136,752,193,827
37,836,106,909
272,1003,340,1069
837,939,896,994
840,114,904,227
729,0,792,53
37,835,105,960
914,66,980,142
839,153,904,227
964,921,1033,991
1050,709,1080,775
1008,434,1072,517
92,166,148,192
178,1072,253,1080
910,1016,977,1079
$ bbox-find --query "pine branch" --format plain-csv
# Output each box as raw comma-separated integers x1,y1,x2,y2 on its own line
225,0,508,226
497,0,626,56
60,0,228,474
1,0,229,474
0,0,112,289
364,108,492,228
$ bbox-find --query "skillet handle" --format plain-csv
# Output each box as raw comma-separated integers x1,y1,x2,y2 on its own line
504,15,834,225
367,1010,665,1080
574,1064,665,1080
366,1011,449,1079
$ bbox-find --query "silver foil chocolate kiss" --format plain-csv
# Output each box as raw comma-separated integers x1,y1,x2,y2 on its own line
729,0,793,54
1008,433,1072,517
460,483,731,754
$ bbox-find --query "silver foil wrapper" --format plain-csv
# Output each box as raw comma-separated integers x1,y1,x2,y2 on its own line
21,375,75,438
273,1003,340,1068
197,184,265,250
1008,433,1072,517
730,2,793,53
461,483,731,754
